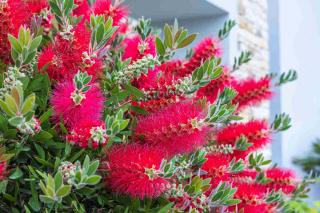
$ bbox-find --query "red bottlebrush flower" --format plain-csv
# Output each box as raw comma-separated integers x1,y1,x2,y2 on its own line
196,67,234,103
232,76,272,111
93,0,128,28
0,2,12,63
232,203,271,213
216,120,270,158
184,37,222,76
73,18,91,52
265,168,296,194
160,59,186,78
51,80,104,127
135,102,208,155
10,0,48,34
66,120,108,149
73,0,90,19
133,68,185,113
7,0,34,35
232,170,258,184
102,144,170,199
26,0,48,14
122,34,156,62
202,154,231,186
84,57,104,78
38,23,100,81
0,161,7,181
229,183,271,213
38,46,56,74
134,68,161,90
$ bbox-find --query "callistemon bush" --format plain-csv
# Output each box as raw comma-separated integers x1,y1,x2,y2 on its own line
0,1,313,212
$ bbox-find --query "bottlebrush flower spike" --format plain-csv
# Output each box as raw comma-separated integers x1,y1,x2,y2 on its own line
134,102,208,155
232,170,258,184
202,154,232,186
122,34,156,62
9,0,48,35
232,76,272,111
38,23,103,81
66,120,108,149
102,144,170,199
93,0,128,29
26,0,48,14
73,0,90,19
160,59,186,78
133,70,184,113
216,120,271,157
184,37,222,76
265,168,296,194
0,1,12,63
196,67,234,102
51,76,104,128
229,183,271,213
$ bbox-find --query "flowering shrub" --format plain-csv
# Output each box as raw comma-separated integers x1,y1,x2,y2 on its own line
0,0,315,212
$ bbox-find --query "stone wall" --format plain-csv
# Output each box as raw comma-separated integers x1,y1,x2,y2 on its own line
237,0,271,157
237,0,270,120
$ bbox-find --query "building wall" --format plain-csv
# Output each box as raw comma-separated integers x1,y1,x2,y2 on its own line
237,0,270,121
237,0,271,159
276,0,320,198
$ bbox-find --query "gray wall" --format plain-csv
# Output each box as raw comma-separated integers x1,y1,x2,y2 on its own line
271,0,320,199
126,0,237,64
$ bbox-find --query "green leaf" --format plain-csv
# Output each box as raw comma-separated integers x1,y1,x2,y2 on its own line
69,149,85,162
11,86,23,108
63,0,74,16
224,199,241,206
21,93,35,115
5,94,19,114
119,119,129,131
177,33,197,48
39,108,53,123
24,205,31,213
96,23,105,45
39,195,54,204
49,1,63,17
8,116,24,127
34,143,45,159
124,84,144,99
83,155,90,171
56,185,71,197
29,36,42,52
0,99,15,116
34,157,54,168
87,160,99,176
164,25,173,48
32,131,53,141
8,34,22,53
9,168,23,180
24,51,37,64
81,85,91,93
130,105,147,115
85,175,101,185
156,202,174,213
47,174,55,190
155,37,165,55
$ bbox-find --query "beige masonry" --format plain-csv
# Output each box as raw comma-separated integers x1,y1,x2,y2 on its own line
237,0,270,121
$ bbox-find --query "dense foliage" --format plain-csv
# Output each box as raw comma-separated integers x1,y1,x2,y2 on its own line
0,0,315,212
